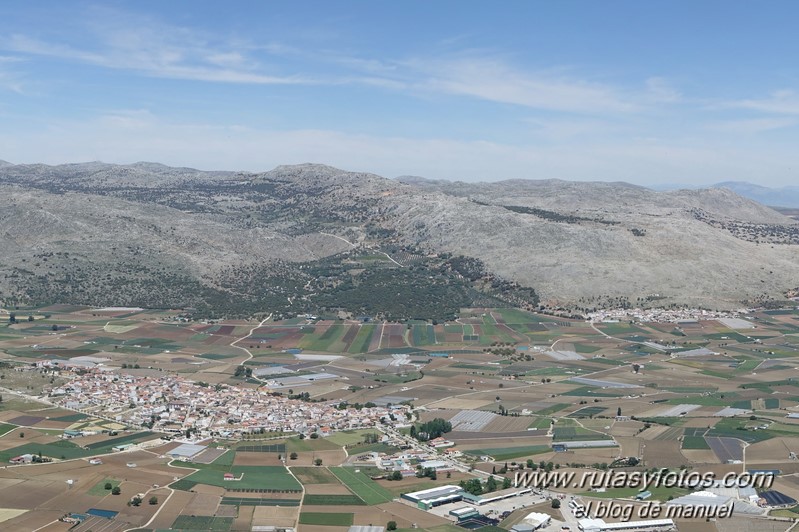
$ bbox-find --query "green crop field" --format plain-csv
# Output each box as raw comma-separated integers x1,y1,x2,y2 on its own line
733,359,760,374
764,398,780,409
662,386,717,394
0,440,96,462
348,324,376,354
494,308,546,324
50,413,88,422
479,316,517,343
329,467,395,504
562,386,624,398
552,426,612,441
573,343,603,353
302,323,348,352
536,403,570,416
178,465,302,491
527,417,552,429
412,324,436,346
665,395,734,406
463,445,550,461
374,371,422,383
681,436,710,449
706,419,774,443
235,443,286,453
198,353,238,360
357,443,399,454
88,477,121,496
221,496,300,506
326,429,378,446
0,423,16,436
299,512,354,526
567,406,606,418
303,494,365,505
171,515,234,531
84,431,156,451
595,323,646,335
286,437,341,452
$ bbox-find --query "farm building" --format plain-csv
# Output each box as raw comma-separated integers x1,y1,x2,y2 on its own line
112,443,135,452
402,485,464,510
554,440,618,450
428,437,455,448
168,443,207,459
462,486,532,505
449,507,479,521
511,512,551,531
419,460,452,471
578,518,674,532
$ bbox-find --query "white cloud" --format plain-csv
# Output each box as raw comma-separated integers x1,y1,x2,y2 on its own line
0,61,24,93
645,77,681,103
705,117,798,134
731,90,799,115
5,18,311,85
411,57,639,114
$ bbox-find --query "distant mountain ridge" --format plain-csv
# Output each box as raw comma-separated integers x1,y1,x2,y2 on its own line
651,181,799,208
1,160,799,315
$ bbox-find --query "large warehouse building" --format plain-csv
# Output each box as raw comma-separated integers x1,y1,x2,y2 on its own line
401,485,465,510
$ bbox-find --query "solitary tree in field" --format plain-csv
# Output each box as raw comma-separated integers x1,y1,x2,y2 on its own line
112,486,121,495
149,496,158,505
104,482,112,490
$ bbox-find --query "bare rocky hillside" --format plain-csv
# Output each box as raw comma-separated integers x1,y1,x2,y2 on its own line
1,161,797,315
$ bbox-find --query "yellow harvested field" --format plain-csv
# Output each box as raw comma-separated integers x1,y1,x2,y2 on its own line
103,323,140,333
680,449,718,463
252,505,299,527
429,398,493,410
0,509,28,523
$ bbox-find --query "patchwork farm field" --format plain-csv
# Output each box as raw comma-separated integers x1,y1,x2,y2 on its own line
4,305,799,530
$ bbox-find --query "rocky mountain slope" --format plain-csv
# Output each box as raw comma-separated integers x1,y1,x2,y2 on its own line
652,180,799,208
1,161,798,316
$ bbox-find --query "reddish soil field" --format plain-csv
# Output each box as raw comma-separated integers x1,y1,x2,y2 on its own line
233,452,284,466
341,325,359,349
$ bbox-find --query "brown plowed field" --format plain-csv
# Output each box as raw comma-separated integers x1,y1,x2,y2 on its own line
642,440,685,468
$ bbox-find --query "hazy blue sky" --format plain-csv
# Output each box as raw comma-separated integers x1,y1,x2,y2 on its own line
2,1,799,185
